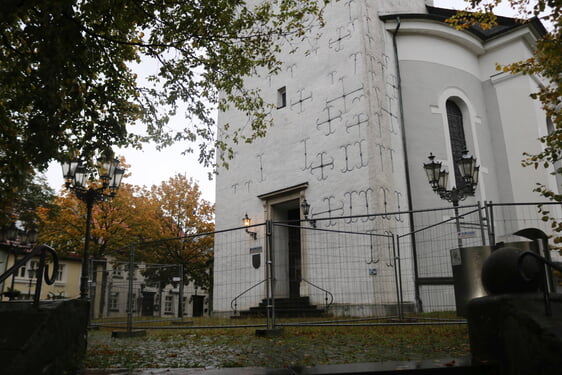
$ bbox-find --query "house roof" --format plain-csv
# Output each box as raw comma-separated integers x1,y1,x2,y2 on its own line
379,5,547,41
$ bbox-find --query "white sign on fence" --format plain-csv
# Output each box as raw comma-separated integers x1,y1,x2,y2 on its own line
458,230,476,239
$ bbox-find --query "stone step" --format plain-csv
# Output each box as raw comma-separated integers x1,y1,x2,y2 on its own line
238,297,328,318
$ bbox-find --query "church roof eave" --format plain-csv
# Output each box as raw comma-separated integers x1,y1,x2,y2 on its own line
379,5,547,42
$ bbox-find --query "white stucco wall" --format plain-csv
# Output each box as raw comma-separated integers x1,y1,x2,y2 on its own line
382,13,558,310
214,0,429,315
388,15,553,212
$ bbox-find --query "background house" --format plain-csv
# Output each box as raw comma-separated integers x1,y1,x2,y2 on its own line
92,259,210,320
1,251,83,301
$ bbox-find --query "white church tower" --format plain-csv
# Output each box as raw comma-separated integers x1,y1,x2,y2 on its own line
212,0,557,317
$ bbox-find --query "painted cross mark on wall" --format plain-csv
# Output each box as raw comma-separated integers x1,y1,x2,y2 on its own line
329,26,352,52
345,113,369,137
378,53,390,76
375,144,395,172
373,110,383,137
345,0,357,22
348,17,359,32
244,180,252,193
365,229,381,264
363,11,375,47
394,190,404,222
286,63,297,79
340,143,355,173
306,37,320,56
384,231,395,267
316,105,342,136
291,89,312,114
301,138,312,171
327,77,364,113
340,140,368,173
377,143,386,171
379,186,392,220
368,54,378,81
373,86,386,137
383,94,400,135
344,190,358,223
355,139,368,169
257,153,265,182
314,196,345,227
349,52,362,75
310,152,334,181
388,147,395,172
328,71,338,85
386,73,398,93
359,188,376,222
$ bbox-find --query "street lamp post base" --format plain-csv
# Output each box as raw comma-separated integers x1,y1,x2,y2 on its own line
255,327,284,337
111,329,147,339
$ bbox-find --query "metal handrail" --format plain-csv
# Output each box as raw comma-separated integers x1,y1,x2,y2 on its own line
301,278,334,310
230,279,267,315
518,250,562,317
0,244,59,306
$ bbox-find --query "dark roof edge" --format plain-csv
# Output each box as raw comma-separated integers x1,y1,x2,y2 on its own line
379,5,547,40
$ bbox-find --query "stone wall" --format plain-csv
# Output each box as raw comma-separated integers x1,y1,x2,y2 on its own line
467,293,562,375
0,299,89,375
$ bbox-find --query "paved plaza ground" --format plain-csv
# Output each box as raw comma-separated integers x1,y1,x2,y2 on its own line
82,322,471,372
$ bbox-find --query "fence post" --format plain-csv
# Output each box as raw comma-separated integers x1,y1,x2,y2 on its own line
477,201,487,246
453,202,463,250
391,233,404,320
178,263,184,319
266,219,276,330
127,243,135,334
486,201,496,246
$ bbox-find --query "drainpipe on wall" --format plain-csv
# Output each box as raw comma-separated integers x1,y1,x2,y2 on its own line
393,17,422,311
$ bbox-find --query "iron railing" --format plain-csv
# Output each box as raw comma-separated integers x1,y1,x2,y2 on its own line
231,279,267,315
518,251,562,316
300,278,334,310
0,244,59,306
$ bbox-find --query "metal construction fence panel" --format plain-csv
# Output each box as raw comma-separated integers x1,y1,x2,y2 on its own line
89,233,215,324
486,201,562,245
90,262,209,320
212,225,267,320
88,201,562,329
399,204,487,312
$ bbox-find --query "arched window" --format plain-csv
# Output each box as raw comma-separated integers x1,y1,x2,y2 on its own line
446,100,467,188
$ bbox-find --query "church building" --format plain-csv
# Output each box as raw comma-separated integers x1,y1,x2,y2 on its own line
212,0,557,317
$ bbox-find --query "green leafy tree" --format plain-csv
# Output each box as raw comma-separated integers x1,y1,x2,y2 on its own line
0,174,56,229
0,0,327,222
449,0,561,247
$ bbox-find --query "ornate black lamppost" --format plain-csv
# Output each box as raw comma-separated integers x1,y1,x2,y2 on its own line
423,149,479,249
62,157,125,299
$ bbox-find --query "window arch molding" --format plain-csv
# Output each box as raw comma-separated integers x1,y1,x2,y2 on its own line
432,87,486,199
